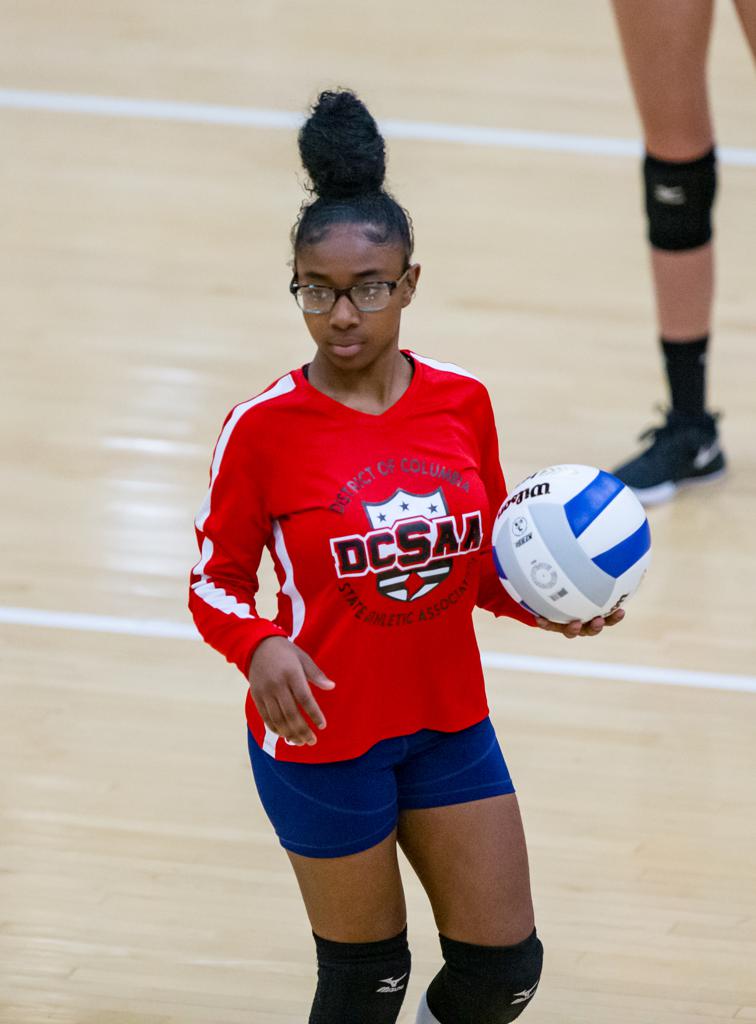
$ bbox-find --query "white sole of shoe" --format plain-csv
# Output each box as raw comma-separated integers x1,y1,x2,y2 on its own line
631,467,727,507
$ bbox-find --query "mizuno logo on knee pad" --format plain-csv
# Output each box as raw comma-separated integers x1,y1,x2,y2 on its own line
653,184,686,205
511,980,539,1004
376,973,408,993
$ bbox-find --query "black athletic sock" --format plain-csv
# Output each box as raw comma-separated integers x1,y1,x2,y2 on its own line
661,336,708,417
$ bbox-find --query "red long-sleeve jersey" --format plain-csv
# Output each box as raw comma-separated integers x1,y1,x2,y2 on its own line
189,351,534,762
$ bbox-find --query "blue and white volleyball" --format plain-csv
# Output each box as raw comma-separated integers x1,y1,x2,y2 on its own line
492,465,651,624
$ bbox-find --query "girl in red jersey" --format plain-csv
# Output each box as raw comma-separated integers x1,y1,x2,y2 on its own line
190,90,623,1024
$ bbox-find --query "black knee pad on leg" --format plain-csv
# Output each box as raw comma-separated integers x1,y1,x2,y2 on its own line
309,928,411,1024
426,928,543,1024
644,148,717,251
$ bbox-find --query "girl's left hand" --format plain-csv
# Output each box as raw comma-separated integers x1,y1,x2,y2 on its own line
536,608,625,638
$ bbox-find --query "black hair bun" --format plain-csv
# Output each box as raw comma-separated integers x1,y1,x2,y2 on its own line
298,90,386,200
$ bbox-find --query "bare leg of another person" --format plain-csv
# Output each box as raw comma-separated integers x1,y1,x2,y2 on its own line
610,0,726,504
733,0,756,62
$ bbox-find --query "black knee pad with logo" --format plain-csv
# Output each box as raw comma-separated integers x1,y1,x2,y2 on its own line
309,927,411,1024
426,928,543,1023
644,148,717,251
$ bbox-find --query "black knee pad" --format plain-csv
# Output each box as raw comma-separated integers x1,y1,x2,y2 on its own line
644,147,717,251
425,928,543,1023
309,927,411,1024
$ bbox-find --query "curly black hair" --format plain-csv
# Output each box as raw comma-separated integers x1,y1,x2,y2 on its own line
291,90,414,263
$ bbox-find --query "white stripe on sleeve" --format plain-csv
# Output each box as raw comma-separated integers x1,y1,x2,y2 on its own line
410,352,481,382
191,375,296,624
272,520,305,641
195,374,295,532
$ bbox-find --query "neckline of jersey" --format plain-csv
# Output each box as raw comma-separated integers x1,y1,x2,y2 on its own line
294,349,421,420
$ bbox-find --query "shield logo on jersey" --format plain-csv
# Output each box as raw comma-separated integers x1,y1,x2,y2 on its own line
362,488,453,602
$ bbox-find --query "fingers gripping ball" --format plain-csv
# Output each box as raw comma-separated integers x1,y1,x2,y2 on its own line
492,465,651,624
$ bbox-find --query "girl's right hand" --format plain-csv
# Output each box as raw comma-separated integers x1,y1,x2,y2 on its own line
248,637,336,746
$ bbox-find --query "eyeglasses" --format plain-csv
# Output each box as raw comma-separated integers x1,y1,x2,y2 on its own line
289,267,412,314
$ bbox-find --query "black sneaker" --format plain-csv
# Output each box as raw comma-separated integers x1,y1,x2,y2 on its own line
613,409,726,506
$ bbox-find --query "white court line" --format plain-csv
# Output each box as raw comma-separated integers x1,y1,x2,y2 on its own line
102,436,205,457
1,88,756,166
1,605,755,695
481,651,756,694
0,606,197,640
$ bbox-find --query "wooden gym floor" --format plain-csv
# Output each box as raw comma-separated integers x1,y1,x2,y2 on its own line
1,2,755,1021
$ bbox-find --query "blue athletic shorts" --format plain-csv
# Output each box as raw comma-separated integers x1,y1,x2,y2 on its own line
247,716,515,858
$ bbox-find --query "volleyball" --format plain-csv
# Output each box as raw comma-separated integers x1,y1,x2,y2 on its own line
492,465,651,624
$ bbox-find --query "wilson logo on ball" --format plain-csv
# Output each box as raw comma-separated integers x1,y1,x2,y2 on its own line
500,482,551,512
